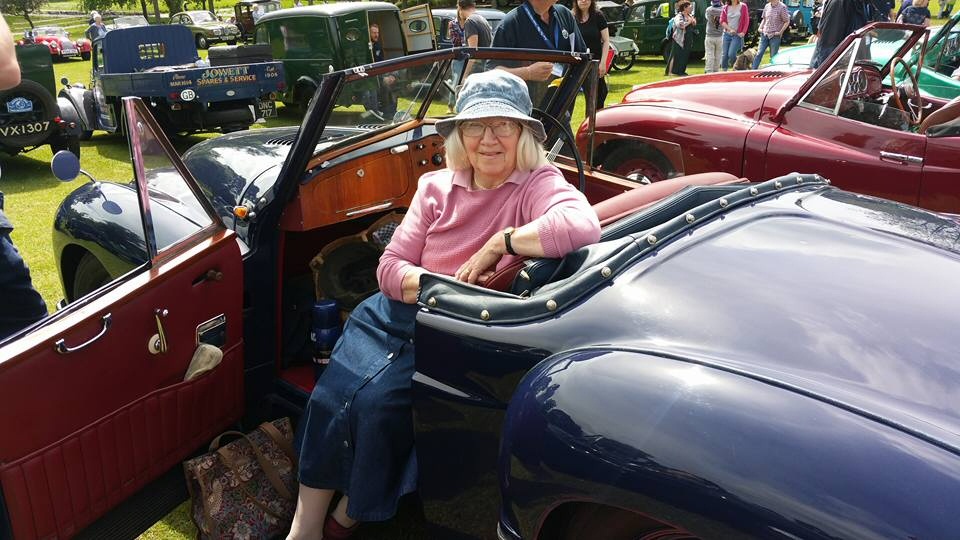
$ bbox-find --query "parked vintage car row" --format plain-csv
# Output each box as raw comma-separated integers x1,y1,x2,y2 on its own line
1,35,959,539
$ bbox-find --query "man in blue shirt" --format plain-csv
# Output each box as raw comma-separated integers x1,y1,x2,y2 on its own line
0,200,47,341
489,0,586,105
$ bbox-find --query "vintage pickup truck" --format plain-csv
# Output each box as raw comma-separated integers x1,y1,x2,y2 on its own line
59,25,284,135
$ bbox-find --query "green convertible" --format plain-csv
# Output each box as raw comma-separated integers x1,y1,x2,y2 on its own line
769,14,960,99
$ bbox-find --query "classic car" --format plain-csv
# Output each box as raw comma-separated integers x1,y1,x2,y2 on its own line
581,22,960,215
234,0,282,40
58,25,283,136
106,14,150,30
597,0,642,71
1,44,82,157
432,7,505,48
770,12,960,99
254,2,436,112
2,47,958,540
170,10,242,48
780,0,814,43
19,26,91,61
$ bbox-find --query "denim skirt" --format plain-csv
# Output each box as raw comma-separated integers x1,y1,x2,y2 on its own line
294,292,419,521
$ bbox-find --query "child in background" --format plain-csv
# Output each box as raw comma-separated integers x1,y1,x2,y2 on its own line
897,0,931,26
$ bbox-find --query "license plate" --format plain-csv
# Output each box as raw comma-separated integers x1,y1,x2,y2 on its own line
62,48,78,55
0,121,50,137
258,100,276,118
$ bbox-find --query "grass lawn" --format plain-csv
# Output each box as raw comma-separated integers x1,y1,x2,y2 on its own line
2,6,952,537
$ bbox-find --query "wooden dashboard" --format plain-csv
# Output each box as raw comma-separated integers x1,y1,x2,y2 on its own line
279,132,446,231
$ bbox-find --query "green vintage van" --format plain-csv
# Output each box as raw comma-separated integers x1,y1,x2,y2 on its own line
619,0,708,61
254,2,436,111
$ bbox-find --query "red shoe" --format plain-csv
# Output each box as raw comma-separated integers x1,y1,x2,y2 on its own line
323,514,359,539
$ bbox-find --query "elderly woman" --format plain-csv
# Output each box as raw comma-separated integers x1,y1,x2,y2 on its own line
287,69,601,539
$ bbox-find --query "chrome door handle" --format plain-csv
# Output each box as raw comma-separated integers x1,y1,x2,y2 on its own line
55,313,112,354
879,151,923,165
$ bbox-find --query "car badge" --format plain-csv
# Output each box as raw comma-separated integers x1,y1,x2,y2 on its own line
6,97,33,113
561,29,569,39
180,89,197,101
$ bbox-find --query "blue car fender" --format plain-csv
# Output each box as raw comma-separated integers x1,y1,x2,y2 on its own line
497,348,960,539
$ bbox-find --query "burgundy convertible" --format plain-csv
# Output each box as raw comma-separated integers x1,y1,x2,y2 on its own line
580,22,960,215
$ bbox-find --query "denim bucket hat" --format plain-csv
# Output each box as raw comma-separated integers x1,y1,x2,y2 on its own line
435,70,547,143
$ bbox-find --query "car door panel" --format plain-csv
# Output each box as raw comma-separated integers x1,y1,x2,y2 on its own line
0,233,243,539
0,98,244,539
767,106,925,205
918,136,960,213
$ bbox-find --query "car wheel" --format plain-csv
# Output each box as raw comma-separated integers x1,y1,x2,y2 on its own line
600,144,671,184
689,50,704,61
557,504,696,540
81,51,90,60
196,35,208,49
79,130,93,141
781,29,794,45
0,79,58,148
611,52,636,71
72,251,110,301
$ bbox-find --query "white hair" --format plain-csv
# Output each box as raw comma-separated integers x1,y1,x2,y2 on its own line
444,123,548,173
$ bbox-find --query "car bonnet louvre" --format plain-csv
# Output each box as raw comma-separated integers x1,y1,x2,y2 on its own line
418,173,831,325
265,134,298,146
752,71,789,79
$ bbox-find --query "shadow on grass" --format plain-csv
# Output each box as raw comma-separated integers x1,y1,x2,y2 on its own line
1,152,65,194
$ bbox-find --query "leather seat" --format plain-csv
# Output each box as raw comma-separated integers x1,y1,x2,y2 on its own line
482,172,746,292
919,95,960,134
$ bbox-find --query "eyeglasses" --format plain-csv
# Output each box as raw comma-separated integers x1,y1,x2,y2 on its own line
458,120,520,138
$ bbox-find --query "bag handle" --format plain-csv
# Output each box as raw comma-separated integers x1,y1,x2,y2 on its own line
260,421,297,471
213,430,294,501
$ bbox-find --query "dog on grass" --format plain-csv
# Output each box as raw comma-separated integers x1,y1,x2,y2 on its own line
733,48,757,71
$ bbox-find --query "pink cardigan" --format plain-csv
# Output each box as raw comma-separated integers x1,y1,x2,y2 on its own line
720,2,750,35
377,165,601,301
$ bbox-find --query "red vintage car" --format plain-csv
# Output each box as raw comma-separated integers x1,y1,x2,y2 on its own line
20,26,92,61
580,22,960,215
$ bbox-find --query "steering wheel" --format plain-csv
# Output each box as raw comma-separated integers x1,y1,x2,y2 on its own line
532,107,587,193
889,56,923,125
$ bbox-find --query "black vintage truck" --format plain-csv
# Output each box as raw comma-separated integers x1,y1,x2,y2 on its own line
0,44,82,157
59,25,284,135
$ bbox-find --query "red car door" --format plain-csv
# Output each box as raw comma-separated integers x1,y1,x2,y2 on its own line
764,28,928,206
0,98,244,539
766,105,925,206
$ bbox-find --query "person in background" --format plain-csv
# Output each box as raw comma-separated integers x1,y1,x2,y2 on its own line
897,0,931,25
574,0,610,107
459,0,492,77
939,0,954,18
85,13,108,41
871,0,895,20
489,0,586,104
669,0,697,76
448,10,465,113
721,0,750,70
896,0,911,18
286,69,600,540
621,0,636,21
704,0,724,73
365,23,398,120
752,0,791,68
0,11,19,89
811,0,867,67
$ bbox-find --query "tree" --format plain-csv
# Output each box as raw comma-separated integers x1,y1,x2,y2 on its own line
0,0,47,28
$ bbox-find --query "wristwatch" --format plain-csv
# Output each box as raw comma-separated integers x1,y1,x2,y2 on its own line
503,227,517,256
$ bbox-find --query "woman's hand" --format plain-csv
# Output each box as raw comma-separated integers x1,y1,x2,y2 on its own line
455,234,503,285
401,268,426,304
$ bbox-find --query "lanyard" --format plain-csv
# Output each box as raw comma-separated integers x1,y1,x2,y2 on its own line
522,2,561,50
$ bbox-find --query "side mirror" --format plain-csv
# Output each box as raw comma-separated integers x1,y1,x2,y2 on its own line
51,150,81,182
60,76,69,86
